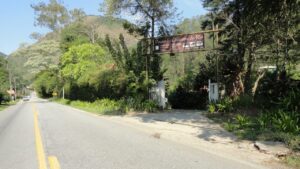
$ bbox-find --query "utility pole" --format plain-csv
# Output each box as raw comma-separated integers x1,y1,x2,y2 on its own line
211,12,219,85
147,11,156,100
14,78,17,99
62,87,65,99
216,24,219,86
145,40,149,99
212,13,215,49
6,64,12,90
6,63,14,100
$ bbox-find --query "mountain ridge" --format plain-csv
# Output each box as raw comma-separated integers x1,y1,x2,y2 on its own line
0,52,6,57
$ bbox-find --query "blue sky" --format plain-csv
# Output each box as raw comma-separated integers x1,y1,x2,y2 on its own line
0,0,207,55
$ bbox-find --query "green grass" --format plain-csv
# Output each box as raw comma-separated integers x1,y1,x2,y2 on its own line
206,111,300,168
53,97,159,115
284,154,300,168
207,113,260,140
53,98,124,115
0,100,18,111
0,104,9,111
206,112,300,149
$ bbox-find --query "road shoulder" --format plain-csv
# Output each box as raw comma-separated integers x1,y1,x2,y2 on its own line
52,101,290,169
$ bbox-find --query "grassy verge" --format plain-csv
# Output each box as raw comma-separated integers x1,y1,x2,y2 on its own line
0,100,19,111
206,112,300,168
284,154,300,169
52,98,158,115
53,98,124,115
207,112,300,149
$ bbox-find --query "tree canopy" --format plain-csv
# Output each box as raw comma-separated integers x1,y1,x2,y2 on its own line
60,43,109,85
0,56,9,104
31,0,69,31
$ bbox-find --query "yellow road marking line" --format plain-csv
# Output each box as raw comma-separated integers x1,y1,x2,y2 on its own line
32,103,61,169
48,156,61,169
32,104,38,115
33,104,48,169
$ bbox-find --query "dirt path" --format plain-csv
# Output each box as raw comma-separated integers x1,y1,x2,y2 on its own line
104,110,290,169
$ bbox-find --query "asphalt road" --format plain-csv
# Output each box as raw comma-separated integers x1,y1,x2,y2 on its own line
0,97,268,169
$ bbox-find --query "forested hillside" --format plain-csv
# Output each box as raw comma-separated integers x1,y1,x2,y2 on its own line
6,0,300,138
7,15,139,87
0,52,6,57
7,11,213,94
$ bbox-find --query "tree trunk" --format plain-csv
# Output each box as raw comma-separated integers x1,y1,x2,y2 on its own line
244,44,255,94
252,71,265,97
230,0,245,97
230,71,245,97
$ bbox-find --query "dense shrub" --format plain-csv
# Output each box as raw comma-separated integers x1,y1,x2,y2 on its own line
0,92,10,104
208,97,234,113
55,97,159,114
278,87,300,112
255,71,300,110
66,84,98,101
257,112,271,129
232,94,253,109
272,110,299,133
235,114,251,128
216,97,234,113
119,97,158,112
34,69,59,98
254,71,300,134
57,98,122,115
208,104,216,113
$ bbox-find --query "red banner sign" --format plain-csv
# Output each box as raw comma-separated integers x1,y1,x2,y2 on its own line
154,33,205,54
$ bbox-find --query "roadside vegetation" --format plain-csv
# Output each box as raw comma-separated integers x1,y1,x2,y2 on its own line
0,54,10,105
196,0,299,167
30,0,299,148
0,99,19,111
54,98,157,115
4,0,299,167
29,0,178,113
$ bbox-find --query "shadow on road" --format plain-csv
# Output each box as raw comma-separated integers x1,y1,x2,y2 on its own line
29,100,50,104
129,110,237,144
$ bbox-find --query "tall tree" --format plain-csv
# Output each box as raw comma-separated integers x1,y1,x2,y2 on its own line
0,57,9,104
60,23,90,52
60,43,108,84
105,34,152,98
29,32,44,40
31,0,69,31
202,0,247,96
105,34,146,76
69,8,86,22
101,0,178,81
201,0,300,96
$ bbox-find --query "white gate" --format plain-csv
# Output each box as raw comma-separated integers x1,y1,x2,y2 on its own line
208,79,219,102
150,80,167,109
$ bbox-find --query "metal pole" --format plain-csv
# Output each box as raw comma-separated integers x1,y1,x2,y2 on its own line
208,79,211,102
216,24,219,86
211,13,215,50
144,39,149,100
62,87,65,99
13,78,16,100
211,13,219,85
7,64,12,91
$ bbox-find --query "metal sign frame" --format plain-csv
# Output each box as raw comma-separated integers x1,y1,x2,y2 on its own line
154,33,205,54
153,29,222,54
